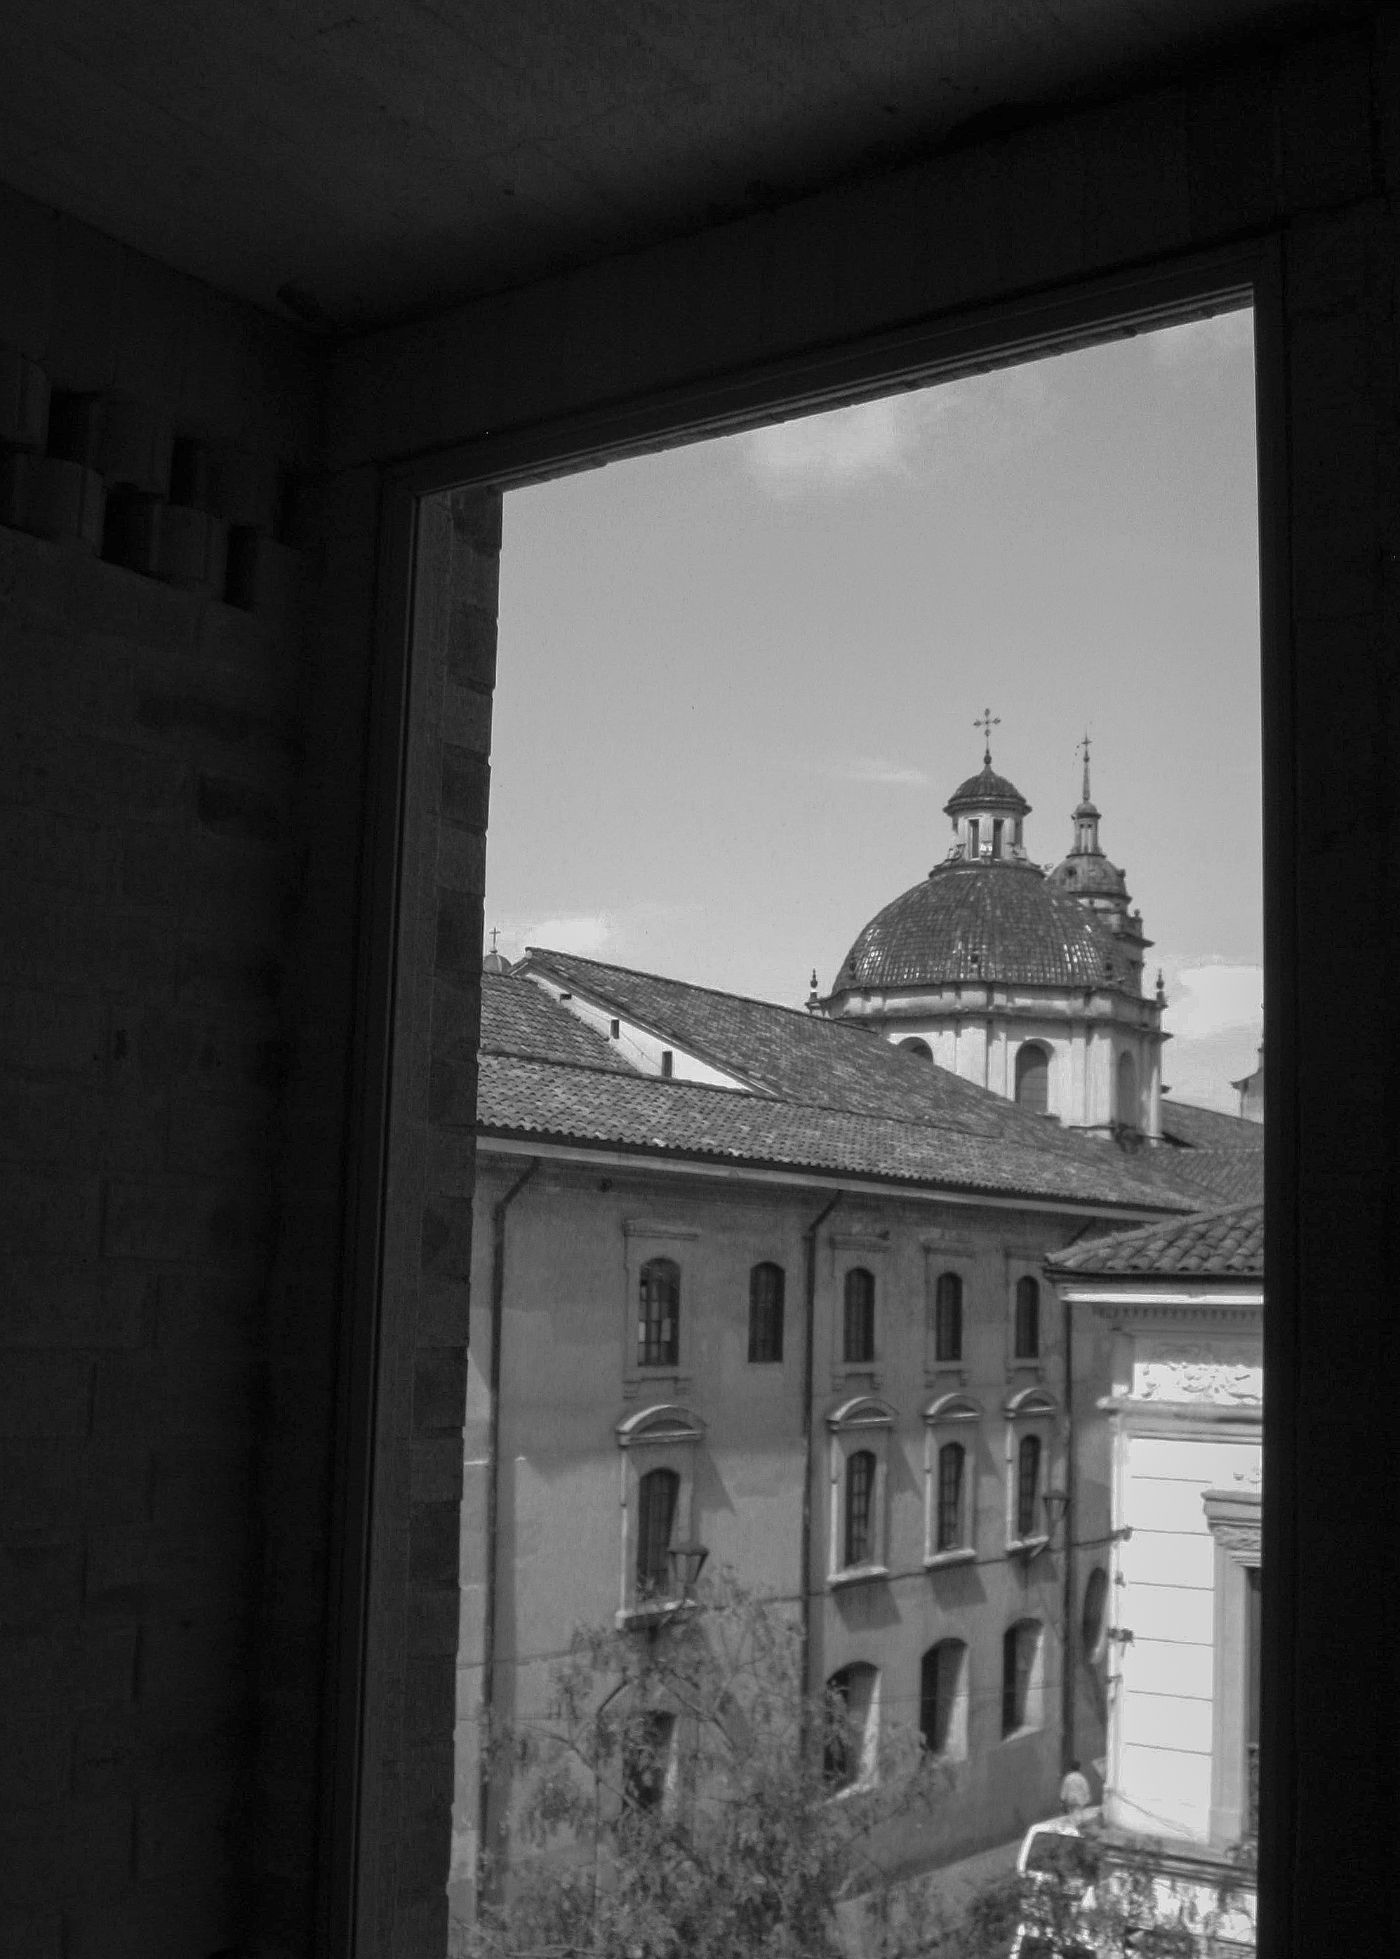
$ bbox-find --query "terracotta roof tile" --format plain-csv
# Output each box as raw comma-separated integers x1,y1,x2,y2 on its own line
480,972,638,1072
1048,1201,1263,1278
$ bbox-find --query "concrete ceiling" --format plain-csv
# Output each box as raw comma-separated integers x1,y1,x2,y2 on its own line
0,0,1365,329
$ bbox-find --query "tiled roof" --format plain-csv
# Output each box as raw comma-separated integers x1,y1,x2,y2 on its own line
477,1055,1191,1212
831,860,1127,992
1136,1147,1264,1209
521,947,1126,1149
1047,1201,1263,1278
480,973,637,1073
1159,1099,1264,1152
485,955,1190,1213
945,764,1030,814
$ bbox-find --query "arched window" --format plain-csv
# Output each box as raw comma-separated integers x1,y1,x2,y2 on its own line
934,1271,963,1362
1116,1050,1138,1127
638,1257,679,1367
636,1467,679,1598
1082,1566,1109,1661
898,1037,933,1061
920,1640,968,1757
824,1662,878,1790
843,1267,875,1364
623,1711,676,1812
991,816,1005,857
844,1450,876,1567
1002,1620,1043,1736
748,1261,785,1363
1016,1433,1042,1541
936,1442,965,1553
1014,1275,1040,1358
1014,1043,1050,1114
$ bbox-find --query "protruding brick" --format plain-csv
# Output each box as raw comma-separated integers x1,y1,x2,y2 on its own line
0,347,50,451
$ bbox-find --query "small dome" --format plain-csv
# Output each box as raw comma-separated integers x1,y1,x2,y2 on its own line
482,947,513,975
943,764,1030,817
832,859,1122,993
1047,852,1127,899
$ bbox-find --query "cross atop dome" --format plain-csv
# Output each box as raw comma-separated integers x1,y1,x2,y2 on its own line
974,706,1001,766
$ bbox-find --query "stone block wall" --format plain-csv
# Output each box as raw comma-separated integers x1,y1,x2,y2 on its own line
0,185,343,1959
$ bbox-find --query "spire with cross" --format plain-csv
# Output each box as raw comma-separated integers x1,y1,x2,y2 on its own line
974,707,1000,766
1076,730,1092,806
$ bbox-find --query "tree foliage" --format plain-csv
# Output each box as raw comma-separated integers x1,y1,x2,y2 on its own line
465,1574,948,1959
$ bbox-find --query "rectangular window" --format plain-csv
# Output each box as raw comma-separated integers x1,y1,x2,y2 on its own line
845,1450,875,1567
636,1468,678,1597
624,1711,675,1811
1002,1622,1039,1736
1016,1433,1042,1540
638,1258,679,1367
748,1261,785,1363
936,1442,965,1552
843,1268,875,1364
660,1049,673,1077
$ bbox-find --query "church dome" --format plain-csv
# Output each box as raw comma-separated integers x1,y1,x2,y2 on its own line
832,859,1122,993
944,764,1030,816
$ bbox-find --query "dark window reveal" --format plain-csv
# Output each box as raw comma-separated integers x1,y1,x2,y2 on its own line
934,1271,963,1362
845,1449,876,1567
843,1267,875,1364
936,1441,965,1552
920,1640,965,1755
638,1257,680,1367
1016,1433,1042,1540
1014,1276,1040,1358
748,1261,785,1363
636,1467,679,1597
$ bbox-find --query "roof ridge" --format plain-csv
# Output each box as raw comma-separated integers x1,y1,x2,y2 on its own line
525,945,854,1027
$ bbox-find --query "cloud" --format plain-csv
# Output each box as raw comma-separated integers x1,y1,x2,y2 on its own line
1149,309,1254,371
739,361,1052,496
1161,961,1263,1042
827,756,930,788
496,911,615,961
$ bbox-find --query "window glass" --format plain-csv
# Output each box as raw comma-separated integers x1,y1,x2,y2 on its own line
934,1271,963,1362
638,1257,680,1366
845,1449,876,1566
936,1441,965,1552
636,1467,678,1597
1016,1433,1042,1540
748,1261,785,1363
1014,1275,1040,1358
843,1267,875,1363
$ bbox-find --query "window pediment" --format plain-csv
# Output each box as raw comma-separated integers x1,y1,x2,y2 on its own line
924,1393,981,1424
1004,1386,1057,1420
617,1403,705,1448
828,1394,896,1433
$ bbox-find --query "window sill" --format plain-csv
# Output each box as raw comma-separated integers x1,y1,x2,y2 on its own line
615,1598,693,1630
828,1563,889,1590
1000,1724,1043,1744
1007,1534,1050,1559
924,1547,978,1570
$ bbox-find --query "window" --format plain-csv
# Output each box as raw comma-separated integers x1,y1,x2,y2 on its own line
920,1640,968,1758
898,1036,933,1060
1014,1275,1040,1358
660,1049,673,1077
992,816,1004,857
747,1261,784,1363
616,1403,704,1621
638,1257,679,1367
968,818,980,858
1116,1049,1138,1128
636,1467,679,1598
843,1267,875,1363
935,1442,965,1553
934,1271,963,1362
1002,1620,1043,1737
824,1663,878,1791
923,1392,979,1563
1082,1567,1109,1660
844,1450,876,1567
828,1396,894,1582
1014,1043,1049,1114
1016,1434,1042,1541
623,1711,676,1812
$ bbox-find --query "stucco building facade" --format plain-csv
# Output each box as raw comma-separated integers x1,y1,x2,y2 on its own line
461,964,1188,1917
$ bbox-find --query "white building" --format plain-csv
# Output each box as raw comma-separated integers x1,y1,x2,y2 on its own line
822,740,1168,1142
1048,1203,1263,1949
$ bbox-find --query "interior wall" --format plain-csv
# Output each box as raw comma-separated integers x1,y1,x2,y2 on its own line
0,183,374,1959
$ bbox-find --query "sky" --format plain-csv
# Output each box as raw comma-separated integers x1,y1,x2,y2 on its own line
484,309,1262,1113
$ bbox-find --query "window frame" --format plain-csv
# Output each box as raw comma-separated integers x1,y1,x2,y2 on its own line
1001,1618,1045,1739
747,1259,786,1365
1014,1040,1051,1115
827,1395,895,1586
933,1269,964,1364
615,1403,705,1624
922,1392,980,1566
920,1638,970,1761
1013,1274,1041,1360
1004,1386,1058,1554
638,1256,681,1369
842,1265,876,1365
824,1661,880,1793
622,1220,699,1397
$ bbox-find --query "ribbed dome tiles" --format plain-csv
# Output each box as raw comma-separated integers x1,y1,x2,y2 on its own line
833,860,1122,992
944,764,1030,814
